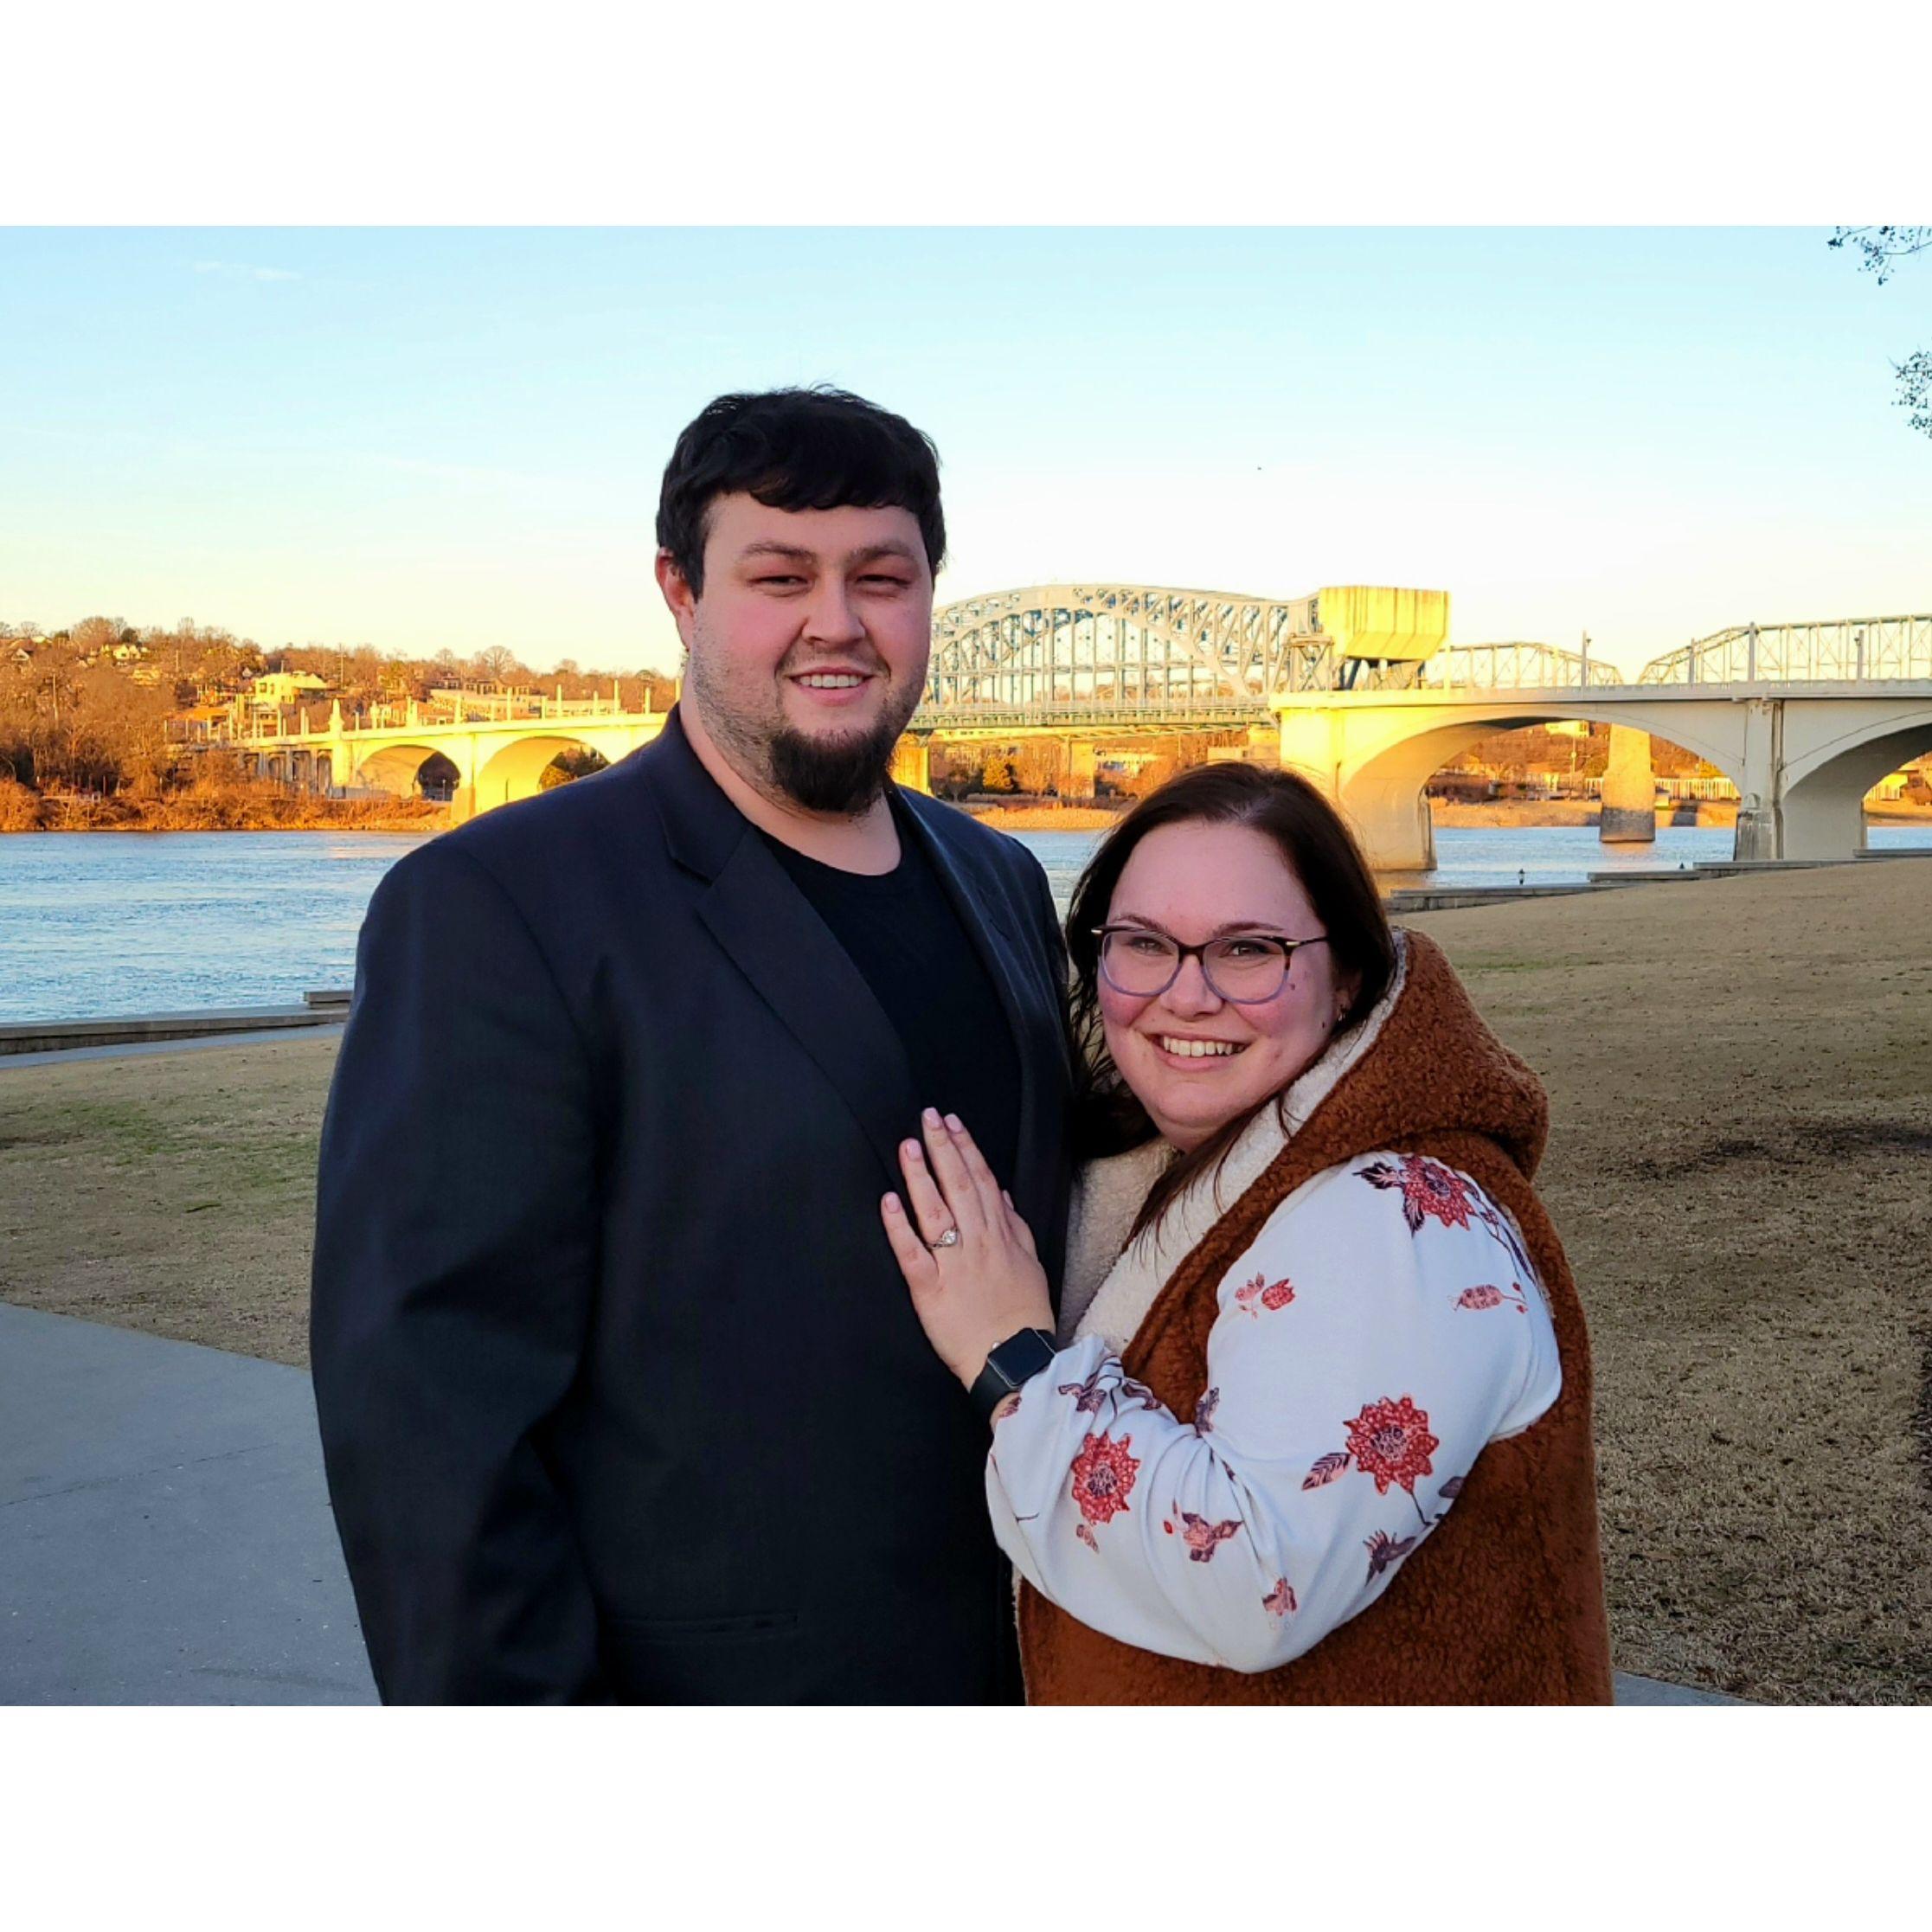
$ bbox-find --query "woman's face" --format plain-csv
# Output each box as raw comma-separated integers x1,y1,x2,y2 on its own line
1097,820,1356,1153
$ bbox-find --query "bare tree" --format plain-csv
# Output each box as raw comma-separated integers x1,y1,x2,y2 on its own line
1829,227,1932,436
68,614,127,662
471,645,523,686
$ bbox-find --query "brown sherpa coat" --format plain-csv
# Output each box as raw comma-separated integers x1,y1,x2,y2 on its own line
1020,928,1614,1704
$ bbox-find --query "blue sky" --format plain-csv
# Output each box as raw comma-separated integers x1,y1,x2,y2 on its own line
3,228,1926,676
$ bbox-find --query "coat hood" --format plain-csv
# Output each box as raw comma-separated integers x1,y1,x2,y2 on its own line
1307,925,1547,1179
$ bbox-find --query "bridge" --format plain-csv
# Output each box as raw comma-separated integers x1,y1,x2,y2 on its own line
199,588,1932,870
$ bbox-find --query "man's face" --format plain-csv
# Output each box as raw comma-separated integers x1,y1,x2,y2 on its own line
658,493,934,813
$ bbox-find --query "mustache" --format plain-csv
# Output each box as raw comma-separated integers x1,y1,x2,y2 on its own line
779,648,890,678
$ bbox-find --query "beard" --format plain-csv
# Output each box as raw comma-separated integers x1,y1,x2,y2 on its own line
685,634,925,818
767,714,907,814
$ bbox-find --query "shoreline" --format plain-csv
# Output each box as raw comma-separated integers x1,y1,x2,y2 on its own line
0,796,449,835
7,790,1927,835
972,798,1932,832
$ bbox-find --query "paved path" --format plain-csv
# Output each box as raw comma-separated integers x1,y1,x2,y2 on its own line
1,1303,375,1704
0,1024,344,1072
0,1305,1745,1705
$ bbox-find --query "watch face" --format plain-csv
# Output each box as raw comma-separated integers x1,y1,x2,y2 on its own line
989,1328,1056,1389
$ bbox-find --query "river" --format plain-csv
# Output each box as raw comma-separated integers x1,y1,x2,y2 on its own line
3,822,1929,1024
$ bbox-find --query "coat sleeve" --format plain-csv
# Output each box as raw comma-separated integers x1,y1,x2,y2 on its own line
310,840,605,1703
984,1156,1562,1672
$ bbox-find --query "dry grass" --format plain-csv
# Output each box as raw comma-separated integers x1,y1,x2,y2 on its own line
0,1035,335,1366
1406,861,1932,1704
2,858,1928,1701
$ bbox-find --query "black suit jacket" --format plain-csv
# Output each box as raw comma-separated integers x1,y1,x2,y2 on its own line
310,709,1074,1703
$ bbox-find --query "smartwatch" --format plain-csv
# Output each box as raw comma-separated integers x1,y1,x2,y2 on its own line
969,1326,1059,1422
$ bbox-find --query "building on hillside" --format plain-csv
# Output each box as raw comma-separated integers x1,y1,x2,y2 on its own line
247,671,330,708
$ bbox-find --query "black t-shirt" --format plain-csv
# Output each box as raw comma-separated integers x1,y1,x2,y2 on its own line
761,802,1024,1191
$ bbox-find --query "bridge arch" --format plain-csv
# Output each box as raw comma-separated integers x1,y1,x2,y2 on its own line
1775,703,1932,860
1287,700,1749,870
469,734,603,814
353,742,453,799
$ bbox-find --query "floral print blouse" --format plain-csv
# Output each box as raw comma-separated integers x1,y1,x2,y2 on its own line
985,1152,1562,1672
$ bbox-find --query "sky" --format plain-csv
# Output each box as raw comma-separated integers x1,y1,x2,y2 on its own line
2,227,1927,679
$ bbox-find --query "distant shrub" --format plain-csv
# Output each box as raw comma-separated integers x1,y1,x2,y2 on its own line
0,776,43,831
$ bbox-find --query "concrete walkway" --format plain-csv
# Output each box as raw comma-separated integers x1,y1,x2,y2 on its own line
0,1303,375,1704
0,1305,1745,1705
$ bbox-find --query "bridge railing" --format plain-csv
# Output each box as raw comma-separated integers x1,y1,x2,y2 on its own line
912,695,1271,731
1416,643,1625,690
1638,614,1932,684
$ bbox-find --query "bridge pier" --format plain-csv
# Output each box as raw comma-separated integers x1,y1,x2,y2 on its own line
891,735,933,795
1064,740,1098,799
1274,708,1437,873
1599,726,1656,844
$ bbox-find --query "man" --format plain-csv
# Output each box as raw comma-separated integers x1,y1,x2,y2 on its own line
311,388,1073,1703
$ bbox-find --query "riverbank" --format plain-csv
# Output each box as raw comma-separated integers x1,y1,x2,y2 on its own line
8,779,1922,837
0,778,448,833
969,795,1930,833
3,861,1926,1701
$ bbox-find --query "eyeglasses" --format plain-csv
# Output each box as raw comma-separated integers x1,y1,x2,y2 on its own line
1091,925,1330,1005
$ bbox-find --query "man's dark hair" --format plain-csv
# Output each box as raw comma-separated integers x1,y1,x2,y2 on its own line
656,386,946,594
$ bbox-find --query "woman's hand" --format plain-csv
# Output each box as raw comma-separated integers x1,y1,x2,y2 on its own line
879,1107,1055,1390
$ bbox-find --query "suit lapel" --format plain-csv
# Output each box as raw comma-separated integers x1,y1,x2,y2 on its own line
696,828,922,1187
644,709,1056,1194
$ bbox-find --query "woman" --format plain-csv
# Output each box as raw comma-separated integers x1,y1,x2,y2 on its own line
879,762,1613,1703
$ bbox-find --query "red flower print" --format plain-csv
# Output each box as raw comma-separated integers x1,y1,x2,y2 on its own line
1455,1283,1527,1313
1075,1522,1098,1552
1360,1154,1477,1234
991,1392,1023,1425
1172,1505,1243,1563
1344,1396,1439,1498
1364,1530,1418,1579
1263,1577,1298,1618
1302,1450,1351,1489
1069,1432,1140,1527
1234,1272,1296,1317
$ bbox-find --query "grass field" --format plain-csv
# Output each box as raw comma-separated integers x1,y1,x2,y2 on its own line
3,857,1929,1701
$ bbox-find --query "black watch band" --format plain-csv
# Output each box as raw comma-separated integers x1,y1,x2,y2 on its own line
969,1326,1059,1422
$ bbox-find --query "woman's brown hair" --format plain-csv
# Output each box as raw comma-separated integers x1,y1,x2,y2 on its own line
1066,761,1397,1241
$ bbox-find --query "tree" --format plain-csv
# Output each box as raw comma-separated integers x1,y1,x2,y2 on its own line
68,614,127,662
471,645,523,686
1829,227,1932,437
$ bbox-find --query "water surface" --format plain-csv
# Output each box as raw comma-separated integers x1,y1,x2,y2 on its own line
3,821,1927,1024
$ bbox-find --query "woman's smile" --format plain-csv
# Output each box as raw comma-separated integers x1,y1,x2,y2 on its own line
1148,1033,1250,1064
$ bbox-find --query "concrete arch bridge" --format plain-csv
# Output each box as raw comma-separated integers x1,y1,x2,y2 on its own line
1278,677,1932,870
227,695,672,822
